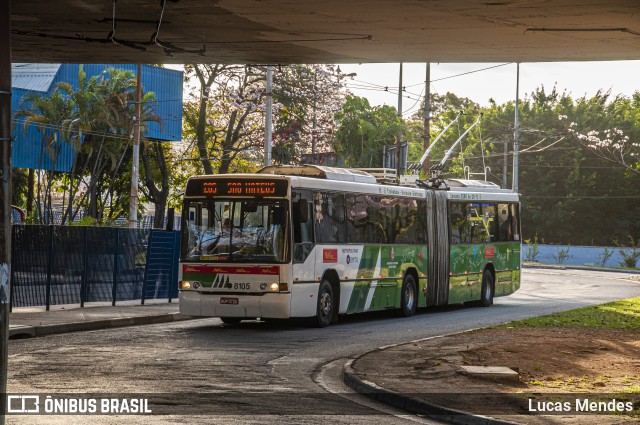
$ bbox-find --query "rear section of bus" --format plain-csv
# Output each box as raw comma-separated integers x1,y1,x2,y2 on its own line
178,175,293,320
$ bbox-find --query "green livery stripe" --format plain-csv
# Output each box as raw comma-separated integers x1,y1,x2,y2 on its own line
348,246,380,313
347,282,368,313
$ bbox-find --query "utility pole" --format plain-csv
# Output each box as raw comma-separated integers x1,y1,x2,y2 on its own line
0,0,11,422
312,70,317,156
396,62,403,176
513,63,520,193
503,140,508,189
129,64,142,228
264,65,273,166
422,62,431,176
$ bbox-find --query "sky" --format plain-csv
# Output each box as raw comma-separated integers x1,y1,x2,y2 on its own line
338,61,640,117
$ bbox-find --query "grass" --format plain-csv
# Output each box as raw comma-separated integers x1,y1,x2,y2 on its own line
501,297,640,331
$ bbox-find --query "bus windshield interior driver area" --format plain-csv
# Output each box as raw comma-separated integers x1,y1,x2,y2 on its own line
184,200,288,263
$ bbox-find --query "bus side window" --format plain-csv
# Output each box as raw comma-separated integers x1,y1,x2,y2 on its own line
483,203,497,243
449,202,466,244
314,192,339,244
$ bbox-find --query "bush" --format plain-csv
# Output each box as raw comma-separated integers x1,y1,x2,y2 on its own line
524,233,540,262
617,236,640,269
595,247,614,267
552,245,571,264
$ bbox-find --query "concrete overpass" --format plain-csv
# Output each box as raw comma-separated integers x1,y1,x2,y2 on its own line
9,0,640,64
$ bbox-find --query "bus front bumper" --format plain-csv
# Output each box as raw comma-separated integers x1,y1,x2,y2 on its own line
179,290,291,319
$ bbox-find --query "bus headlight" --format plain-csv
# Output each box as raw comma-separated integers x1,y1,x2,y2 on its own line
269,282,279,292
180,281,191,290
260,283,268,290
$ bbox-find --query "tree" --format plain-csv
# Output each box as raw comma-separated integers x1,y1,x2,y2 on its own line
332,95,404,167
59,66,105,224
484,87,639,245
140,140,171,228
183,64,266,175
408,86,640,245
16,87,74,224
560,92,640,176
271,64,347,163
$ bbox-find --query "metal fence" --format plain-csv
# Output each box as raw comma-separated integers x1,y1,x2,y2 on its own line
10,225,179,310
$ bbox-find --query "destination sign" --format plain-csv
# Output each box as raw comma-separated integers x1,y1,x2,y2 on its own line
186,178,288,197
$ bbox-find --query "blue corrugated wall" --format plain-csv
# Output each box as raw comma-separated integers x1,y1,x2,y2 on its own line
12,64,183,171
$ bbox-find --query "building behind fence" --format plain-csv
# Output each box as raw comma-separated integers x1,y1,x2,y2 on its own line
11,225,179,309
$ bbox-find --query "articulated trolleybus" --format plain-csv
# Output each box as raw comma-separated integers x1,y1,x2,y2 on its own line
179,165,521,326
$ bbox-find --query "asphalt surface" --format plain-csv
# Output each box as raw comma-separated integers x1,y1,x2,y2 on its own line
9,266,640,424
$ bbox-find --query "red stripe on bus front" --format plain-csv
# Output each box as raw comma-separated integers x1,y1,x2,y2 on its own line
182,265,279,275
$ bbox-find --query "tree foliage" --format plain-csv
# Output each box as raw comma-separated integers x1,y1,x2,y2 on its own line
407,87,640,245
332,95,404,167
182,64,349,179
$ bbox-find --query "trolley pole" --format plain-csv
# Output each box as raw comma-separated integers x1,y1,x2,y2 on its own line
0,0,11,422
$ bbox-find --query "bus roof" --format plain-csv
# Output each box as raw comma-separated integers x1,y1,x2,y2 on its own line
258,165,377,184
188,165,519,203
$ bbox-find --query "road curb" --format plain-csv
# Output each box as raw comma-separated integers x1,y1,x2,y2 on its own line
342,354,519,425
9,313,194,339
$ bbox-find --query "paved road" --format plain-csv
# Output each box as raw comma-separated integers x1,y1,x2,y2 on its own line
7,269,640,424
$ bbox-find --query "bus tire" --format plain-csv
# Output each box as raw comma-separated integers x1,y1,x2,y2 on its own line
220,317,242,324
316,280,334,328
480,269,494,307
400,274,417,317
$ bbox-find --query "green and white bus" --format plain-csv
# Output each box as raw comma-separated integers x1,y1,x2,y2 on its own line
178,165,521,327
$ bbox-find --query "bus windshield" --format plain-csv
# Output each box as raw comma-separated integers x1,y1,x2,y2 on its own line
182,199,288,263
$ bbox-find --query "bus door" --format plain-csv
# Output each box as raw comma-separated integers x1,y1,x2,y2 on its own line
292,190,315,279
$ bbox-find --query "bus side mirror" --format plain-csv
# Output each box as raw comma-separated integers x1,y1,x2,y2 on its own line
297,199,309,224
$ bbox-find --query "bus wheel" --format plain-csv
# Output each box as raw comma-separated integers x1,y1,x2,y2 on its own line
400,274,417,317
220,317,242,324
316,280,334,328
480,270,494,307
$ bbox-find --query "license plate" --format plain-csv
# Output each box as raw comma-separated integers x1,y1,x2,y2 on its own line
220,297,239,305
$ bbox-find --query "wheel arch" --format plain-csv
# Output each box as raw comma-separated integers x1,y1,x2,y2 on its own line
404,267,420,299
321,269,340,320
482,262,496,307
484,262,496,288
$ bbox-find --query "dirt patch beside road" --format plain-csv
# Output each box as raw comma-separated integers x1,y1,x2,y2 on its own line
351,327,640,424
463,327,640,392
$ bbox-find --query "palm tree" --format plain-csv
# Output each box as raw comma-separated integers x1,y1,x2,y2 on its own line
59,66,106,224
15,89,74,224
